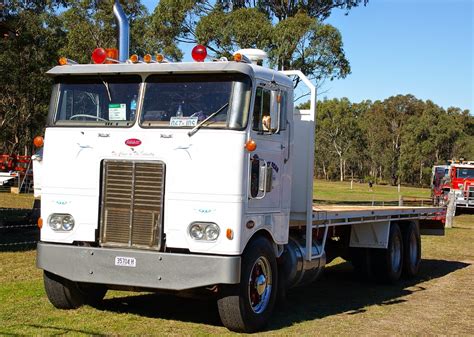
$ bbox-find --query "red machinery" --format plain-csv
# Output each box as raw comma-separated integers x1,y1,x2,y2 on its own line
449,160,474,210
0,154,31,173
432,160,474,210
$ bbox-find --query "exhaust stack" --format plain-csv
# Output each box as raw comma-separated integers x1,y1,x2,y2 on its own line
113,0,129,62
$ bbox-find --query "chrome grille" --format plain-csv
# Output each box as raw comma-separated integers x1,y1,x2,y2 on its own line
100,160,165,250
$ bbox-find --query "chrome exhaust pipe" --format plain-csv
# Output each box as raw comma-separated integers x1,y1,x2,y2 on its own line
113,0,129,62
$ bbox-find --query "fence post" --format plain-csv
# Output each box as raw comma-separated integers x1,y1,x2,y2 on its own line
398,195,403,206
445,191,455,228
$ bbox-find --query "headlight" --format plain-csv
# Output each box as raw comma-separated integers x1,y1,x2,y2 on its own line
48,213,75,231
189,222,220,241
205,224,220,241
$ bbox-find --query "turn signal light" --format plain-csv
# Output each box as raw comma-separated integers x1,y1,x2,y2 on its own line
226,228,234,240
37,217,43,229
245,139,257,152
33,136,44,148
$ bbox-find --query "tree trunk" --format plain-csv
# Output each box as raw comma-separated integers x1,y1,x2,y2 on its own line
339,156,344,182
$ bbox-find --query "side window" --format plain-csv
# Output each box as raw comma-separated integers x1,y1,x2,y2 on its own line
252,87,271,132
252,86,287,133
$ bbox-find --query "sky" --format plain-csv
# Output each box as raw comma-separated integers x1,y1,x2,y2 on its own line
142,0,473,113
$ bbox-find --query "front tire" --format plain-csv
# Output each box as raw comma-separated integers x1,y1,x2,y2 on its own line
44,271,107,309
217,236,278,332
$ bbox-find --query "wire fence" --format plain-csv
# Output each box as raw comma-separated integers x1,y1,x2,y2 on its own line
0,207,40,251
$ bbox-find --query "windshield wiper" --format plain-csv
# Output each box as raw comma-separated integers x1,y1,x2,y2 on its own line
188,103,229,137
99,76,112,101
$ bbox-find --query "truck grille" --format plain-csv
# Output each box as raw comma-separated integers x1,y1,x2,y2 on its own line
99,160,165,250
468,186,474,200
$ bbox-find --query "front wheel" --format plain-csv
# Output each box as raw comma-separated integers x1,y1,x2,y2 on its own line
217,236,278,333
44,271,107,309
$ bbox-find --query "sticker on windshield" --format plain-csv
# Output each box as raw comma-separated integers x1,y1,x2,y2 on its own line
170,117,198,127
109,103,127,121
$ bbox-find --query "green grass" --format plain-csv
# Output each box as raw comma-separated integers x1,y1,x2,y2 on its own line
0,192,34,209
314,179,430,203
0,186,473,335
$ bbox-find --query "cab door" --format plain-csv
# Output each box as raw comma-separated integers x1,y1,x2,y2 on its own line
248,84,290,211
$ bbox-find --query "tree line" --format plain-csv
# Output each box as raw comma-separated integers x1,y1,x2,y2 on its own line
0,0,364,155
305,96,473,186
1,1,472,188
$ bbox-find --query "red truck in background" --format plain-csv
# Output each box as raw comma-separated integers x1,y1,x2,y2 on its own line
431,160,474,211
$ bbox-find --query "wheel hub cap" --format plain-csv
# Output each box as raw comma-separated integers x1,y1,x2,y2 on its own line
248,256,272,314
256,274,267,295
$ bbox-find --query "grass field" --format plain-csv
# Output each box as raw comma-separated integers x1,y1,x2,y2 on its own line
0,184,473,335
313,179,430,203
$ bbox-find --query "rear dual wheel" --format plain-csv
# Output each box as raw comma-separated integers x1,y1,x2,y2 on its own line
371,223,404,283
367,222,421,283
402,222,421,278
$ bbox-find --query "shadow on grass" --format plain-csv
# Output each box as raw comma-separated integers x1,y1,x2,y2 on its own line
268,259,470,330
93,258,470,330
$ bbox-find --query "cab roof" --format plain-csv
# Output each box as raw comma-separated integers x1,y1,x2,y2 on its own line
47,61,294,88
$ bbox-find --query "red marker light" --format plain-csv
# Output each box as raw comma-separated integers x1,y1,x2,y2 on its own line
191,44,207,62
92,48,107,64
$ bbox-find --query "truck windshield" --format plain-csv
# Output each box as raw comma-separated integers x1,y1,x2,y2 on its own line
53,75,141,126
140,73,252,129
456,168,474,179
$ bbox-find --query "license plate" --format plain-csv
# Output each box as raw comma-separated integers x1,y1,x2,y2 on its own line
115,256,136,267
170,117,198,127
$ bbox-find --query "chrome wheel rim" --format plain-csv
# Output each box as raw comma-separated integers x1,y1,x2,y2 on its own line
248,256,272,314
390,234,402,272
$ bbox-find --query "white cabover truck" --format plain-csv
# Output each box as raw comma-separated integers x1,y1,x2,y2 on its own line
35,1,445,332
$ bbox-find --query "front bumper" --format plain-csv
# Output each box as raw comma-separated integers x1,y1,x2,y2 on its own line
455,198,474,208
37,242,241,291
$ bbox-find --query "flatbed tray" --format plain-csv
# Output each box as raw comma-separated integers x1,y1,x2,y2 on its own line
289,204,444,227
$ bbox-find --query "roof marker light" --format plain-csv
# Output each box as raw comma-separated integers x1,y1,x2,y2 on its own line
233,53,242,62
92,48,107,64
129,54,139,63
191,44,207,62
144,54,153,63
58,57,77,66
105,48,119,64
58,57,68,65
33,136,44,148
156,53,165,63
